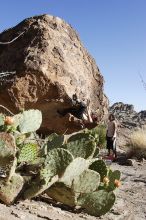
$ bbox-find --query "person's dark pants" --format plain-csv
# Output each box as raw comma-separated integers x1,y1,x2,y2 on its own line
106,136,117,157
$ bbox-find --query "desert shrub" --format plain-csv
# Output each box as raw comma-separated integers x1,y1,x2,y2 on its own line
96,124,107,148
84,124,106,148
127,128,146,159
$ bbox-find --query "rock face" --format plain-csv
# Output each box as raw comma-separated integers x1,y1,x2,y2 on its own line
0,15,108,134
110,102,146,129
110,102,146,147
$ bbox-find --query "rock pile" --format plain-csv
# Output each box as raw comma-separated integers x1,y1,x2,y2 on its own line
110,102,146,147
110,102,146,129
0,14,108,134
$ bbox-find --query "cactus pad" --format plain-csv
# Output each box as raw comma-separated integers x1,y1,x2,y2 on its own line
0,114,5,126
14,109,42,133
89,159,108,181
93,147,100,158
0,132,16,180
24,148,73,199
0,173,24,204
46,182,76,207
47,133,65,151
107,170,121,191
23,175,58,200
60,158,89,186
43,148,74,177
65,140,96,159
64,133,96,159
72,169,100,193
18,143,40,164
68,133,94,142
77,190,116,216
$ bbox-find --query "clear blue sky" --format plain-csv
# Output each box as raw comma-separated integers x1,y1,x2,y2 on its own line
0,0,146,111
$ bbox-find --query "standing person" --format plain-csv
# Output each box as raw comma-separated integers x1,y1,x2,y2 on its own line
106,114,117,159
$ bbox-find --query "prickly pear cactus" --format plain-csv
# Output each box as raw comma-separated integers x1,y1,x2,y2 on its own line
0,114,5,127
46,158,119,216
0,107,121,217
68,133,94,143
24,148,73,199
46,169,101,207
64,133,96,159
65,141,96,159
43,148,74,177
14,109,42,134
47,133,65,151
15,133,26,146
89,159,108,181
18,143,40,164
72,169,100,193
60,158,89,186
107,170,121,191
77,190,116,216
46,182,76,207
0,132,16,181
23,175,58,200
0,173,24,205
93,147,100,158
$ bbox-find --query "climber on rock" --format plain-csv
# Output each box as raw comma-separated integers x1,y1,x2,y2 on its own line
57,96,97,129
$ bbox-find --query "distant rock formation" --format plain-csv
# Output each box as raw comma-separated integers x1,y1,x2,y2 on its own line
110,102,146,129
0,14,108,134
110,102,146,147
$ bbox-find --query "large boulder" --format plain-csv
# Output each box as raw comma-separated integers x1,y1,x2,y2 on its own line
0,14,108,134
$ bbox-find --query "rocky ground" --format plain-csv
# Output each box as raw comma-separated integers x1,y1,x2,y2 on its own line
0,153,145,220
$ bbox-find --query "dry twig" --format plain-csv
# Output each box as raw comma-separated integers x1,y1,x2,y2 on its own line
0,31,25,45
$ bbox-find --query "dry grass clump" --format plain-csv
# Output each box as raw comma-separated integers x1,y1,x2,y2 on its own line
127,128,146,159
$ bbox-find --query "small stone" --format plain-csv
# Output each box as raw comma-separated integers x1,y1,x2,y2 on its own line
126,159,136,166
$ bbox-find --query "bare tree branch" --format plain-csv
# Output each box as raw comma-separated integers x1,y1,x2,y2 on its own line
0,105,14,116
0,31,25,45
139,73,146,92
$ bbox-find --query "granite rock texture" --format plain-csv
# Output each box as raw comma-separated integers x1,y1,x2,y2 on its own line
0,14,108,134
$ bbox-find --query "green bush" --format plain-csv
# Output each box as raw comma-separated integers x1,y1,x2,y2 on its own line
84,124,106,148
